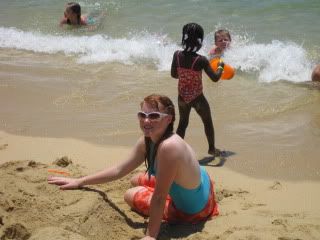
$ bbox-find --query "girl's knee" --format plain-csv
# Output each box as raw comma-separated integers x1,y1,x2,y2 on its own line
124,187,139,208
130,175,139,186
130,172,144,186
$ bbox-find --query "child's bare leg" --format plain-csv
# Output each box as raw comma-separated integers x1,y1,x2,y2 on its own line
193,95,218,156
176,96,191,139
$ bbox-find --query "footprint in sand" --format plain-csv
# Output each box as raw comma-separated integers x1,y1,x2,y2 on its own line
241,202,267,211
269,181,282,190
53,156,72,167
216,189,234,202
216,189,249,202
272,218,288,229
1,223,31,240
0,143,8,150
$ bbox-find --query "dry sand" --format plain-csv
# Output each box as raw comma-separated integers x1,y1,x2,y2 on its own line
0,131,320,240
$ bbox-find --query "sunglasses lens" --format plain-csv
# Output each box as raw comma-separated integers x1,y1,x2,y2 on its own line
137,112,163,120
148,113,161,120
137,112,146,119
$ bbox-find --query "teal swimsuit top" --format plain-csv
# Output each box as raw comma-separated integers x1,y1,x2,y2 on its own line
169,167,210,214
148,142,210,214
86,16,96,25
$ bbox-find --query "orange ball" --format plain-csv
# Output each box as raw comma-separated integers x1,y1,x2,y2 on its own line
210,58,235,80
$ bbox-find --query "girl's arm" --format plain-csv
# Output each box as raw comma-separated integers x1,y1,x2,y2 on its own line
202,56,224,82
80,15,88,25
59,17,68,26
208,46,217,56
171,51,179,79
145,140,179,238
48,137,146,189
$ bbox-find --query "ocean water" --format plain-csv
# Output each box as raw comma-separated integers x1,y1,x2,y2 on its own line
1,0,320,180
1,0,319,79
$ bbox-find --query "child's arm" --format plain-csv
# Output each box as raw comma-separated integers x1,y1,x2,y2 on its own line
145,141,178,239
171,51,179,79
208,46,217,56
202,56,224,82
208,46,223,60
59,17,68,26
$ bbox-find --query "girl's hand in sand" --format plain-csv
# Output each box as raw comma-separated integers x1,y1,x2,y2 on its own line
47,176,82,190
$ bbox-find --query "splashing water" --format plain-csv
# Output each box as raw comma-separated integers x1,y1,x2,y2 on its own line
0,27,313,82
0,27,178,71
224,40,312,83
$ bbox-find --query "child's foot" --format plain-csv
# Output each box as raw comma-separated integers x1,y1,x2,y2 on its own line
208,148,221,158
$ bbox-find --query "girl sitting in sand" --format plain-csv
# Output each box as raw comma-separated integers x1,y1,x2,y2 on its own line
48,94,219,240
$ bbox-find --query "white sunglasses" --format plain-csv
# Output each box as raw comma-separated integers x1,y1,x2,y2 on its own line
137,111,168,120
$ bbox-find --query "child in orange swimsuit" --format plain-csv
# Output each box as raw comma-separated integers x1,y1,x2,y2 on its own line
171,23,224,158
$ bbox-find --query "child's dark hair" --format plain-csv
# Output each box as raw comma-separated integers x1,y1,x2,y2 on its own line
214,29,231,42
181,23,204,52
66,2,81,25
141,94,175,176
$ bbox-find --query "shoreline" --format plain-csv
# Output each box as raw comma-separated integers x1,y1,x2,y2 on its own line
1,48,320,181
0,131,131,173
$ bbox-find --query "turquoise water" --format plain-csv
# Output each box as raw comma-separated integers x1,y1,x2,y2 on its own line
0,0,319,82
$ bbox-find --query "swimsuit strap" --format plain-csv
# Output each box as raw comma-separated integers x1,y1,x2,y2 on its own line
191,56,200,70
177,51,181,68
147,141,156,177
177,51,200,70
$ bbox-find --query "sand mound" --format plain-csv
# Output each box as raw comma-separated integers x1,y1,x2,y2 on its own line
0,160,220,240
0,160,144,240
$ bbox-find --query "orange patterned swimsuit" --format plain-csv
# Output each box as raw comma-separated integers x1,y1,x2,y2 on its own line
133,173,219,224
177,52,203,103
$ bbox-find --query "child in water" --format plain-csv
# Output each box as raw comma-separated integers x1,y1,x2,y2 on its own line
209,29,232,59
60,2,87,26
171,23,224,158
312,64,320,82
59,2,106,28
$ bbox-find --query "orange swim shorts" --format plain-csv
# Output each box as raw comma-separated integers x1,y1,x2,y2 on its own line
133,173,219,224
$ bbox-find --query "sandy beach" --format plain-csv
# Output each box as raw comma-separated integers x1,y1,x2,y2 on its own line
1,131,320,240
1,1,320,238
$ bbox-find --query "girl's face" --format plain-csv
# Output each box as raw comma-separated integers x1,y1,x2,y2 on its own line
138,102,171,141
215,34,231,51
64,8,77,21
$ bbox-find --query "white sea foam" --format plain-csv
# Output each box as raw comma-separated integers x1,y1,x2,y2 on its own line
221,39,313,82
0,27,178,71
0,27,313,82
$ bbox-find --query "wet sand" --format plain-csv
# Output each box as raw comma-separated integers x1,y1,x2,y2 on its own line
1,49,320,180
